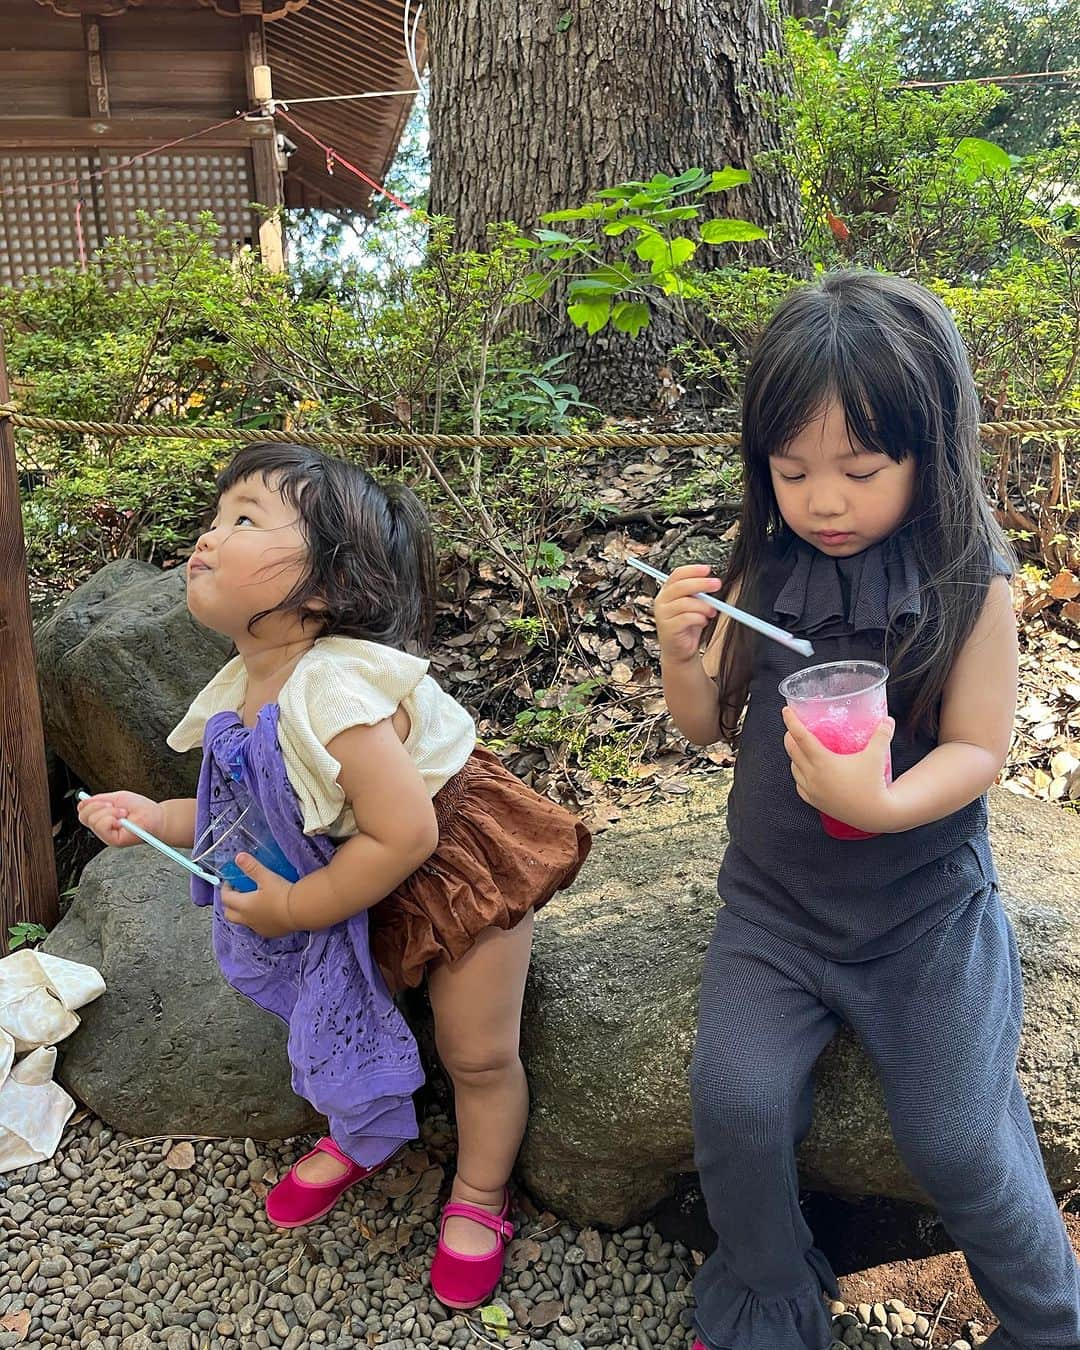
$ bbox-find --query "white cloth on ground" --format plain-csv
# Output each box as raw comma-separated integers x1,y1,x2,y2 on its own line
0,949,106,1173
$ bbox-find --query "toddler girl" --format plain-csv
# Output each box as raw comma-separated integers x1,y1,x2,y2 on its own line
80,442,590,1309
651,271,1080,1350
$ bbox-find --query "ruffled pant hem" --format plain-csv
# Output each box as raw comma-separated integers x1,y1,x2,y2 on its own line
693,1245,837,1350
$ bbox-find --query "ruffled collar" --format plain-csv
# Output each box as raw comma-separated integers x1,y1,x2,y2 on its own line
771,526,922,636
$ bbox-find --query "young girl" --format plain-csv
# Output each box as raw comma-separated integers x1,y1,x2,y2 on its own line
78,442,590,1310
651,271,1080,1350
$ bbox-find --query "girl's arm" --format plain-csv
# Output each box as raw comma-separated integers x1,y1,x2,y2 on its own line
78,792,197,849
657,565,733,746
284,718,440,931
881,575,1018,832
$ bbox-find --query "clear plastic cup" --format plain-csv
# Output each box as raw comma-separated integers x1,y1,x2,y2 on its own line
778,660,891,840
192,804,299,892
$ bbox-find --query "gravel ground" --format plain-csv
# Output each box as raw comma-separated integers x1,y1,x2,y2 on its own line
0,1105,990,1350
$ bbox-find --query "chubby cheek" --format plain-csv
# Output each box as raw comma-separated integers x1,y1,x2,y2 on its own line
770,478,804,529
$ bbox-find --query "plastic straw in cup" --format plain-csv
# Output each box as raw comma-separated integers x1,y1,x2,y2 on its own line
627,556,815,659
75,790,221,886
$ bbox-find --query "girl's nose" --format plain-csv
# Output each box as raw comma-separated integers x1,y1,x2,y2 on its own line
808,487,847,518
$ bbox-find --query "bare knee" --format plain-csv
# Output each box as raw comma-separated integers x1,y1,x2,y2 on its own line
437,1036,521,1090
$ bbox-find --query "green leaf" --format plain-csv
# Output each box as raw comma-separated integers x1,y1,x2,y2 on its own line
542,204,606,222
8,922,48,951
699,218,768,244
517,270,555,301
535,227,576,243
703,168,752,193
567,296,612,334
556,10,573,31
610,301,650,337
653,271,703,297
954,137,1012,176
633,233,696,269
648,206,700,223
668,167,708,188
567,277,623,298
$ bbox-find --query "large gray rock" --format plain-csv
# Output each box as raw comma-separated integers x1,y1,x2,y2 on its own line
45,776,1080,1228
35,560,231,799
44,847,322,1142
517,776,1080,1227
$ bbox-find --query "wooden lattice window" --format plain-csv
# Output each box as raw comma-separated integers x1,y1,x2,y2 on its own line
0,147,257,287
0,153,105,287
100,150,256,251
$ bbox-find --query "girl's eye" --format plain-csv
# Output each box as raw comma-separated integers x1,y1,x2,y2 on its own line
235,513,254,526
778,473,805,483
848,471,881,481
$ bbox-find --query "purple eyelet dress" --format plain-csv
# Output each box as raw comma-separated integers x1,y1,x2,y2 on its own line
190,703,424,1167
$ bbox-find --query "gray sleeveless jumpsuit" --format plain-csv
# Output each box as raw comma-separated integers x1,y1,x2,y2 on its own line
690,526,1080,1350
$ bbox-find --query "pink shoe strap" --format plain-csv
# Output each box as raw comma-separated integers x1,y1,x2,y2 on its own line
440,1198,514,1244
310,1136,359,1170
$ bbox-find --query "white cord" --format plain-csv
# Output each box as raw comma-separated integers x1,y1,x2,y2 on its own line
404,0,427,103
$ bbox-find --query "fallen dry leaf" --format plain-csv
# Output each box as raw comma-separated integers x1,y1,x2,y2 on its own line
0,1310,30,1343
165,1141,196,1170
506,1237,542,1272
579,1227,603,1262
379,1169,421,1199
527,1298,564,1328
1049,570,1080,601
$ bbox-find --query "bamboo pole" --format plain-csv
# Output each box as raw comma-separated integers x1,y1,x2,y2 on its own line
0,330,58,951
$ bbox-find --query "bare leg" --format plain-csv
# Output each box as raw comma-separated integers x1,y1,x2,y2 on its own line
427,910,535,1255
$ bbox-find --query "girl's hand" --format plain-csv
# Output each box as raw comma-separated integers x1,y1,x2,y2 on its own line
220,854,298,939
782,708,897,835
654,564,724,665
77,791,165,848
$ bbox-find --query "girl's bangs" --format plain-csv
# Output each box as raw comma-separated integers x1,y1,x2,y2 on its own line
749,344,918,466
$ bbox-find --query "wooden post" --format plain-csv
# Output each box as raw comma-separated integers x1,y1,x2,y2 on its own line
83,16,111,119
241,8,286,274
0,331,59,951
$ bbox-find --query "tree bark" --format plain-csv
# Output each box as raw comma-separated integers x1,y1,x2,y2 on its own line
427,0,803,411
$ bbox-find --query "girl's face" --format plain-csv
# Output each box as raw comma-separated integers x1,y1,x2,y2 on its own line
768,400,918,556
186,473,311,644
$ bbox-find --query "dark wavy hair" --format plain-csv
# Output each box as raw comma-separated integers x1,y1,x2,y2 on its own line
712,269,1012,742
215,442,436,652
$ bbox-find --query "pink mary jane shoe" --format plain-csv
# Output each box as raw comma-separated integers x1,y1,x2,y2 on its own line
265,1136,390,1229
430,1190,514,1310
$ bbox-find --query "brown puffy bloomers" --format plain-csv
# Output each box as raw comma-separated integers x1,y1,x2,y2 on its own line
367,747,592,992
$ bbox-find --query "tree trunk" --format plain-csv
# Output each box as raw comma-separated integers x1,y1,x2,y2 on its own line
427,0,804,411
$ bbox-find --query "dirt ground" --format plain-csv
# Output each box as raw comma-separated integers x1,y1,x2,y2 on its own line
837,1211,1080,1338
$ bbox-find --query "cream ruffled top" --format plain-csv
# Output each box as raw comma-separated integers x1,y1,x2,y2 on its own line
167,637,476,837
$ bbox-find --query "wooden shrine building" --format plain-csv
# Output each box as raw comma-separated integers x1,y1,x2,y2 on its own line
0,0,423,285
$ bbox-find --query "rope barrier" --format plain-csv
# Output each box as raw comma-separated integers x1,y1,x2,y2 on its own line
2,407,1080,450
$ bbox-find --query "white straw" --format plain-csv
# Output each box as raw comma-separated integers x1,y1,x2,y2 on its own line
76,790,220,886
627,556,815,659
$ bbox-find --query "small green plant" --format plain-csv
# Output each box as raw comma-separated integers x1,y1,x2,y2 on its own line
8,922,48,950
586,733,640,783
532,540,571,592
509,167,766,337
513,679,599,755
659,458,744,514
505,615,546,645
483,353,596,432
